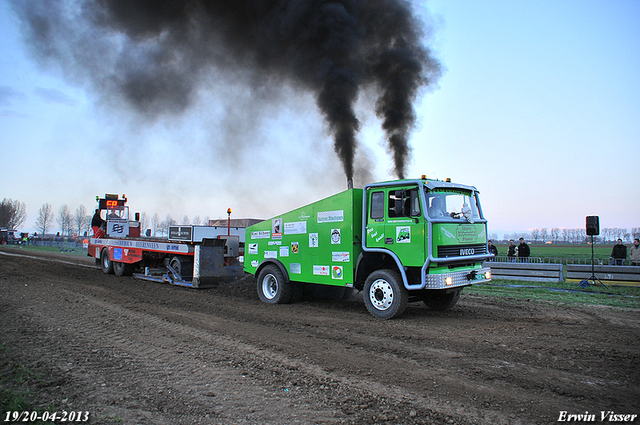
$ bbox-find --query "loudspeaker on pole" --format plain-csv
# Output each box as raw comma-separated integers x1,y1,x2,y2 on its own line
586,216,600,236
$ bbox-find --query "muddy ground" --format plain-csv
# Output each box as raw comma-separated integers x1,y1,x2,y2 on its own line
1,248,638,424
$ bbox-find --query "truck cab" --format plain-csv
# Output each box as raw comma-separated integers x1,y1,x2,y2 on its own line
358,177,492,317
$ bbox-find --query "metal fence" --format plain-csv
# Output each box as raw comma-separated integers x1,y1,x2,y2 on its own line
492,256,634,266
27,240,87,252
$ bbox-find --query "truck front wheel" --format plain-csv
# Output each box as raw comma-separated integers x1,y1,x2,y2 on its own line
100,249,114,274
423,289,461,311
363,270,408,319
257,265,292,304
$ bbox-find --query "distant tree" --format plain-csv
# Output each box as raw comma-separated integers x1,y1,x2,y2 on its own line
182,215,190,225
56,204,73,236
203,216,210,226
152,213,160,236
74,205,90,236
140,212,150,234
35,203,54,236
531,228,540,243
0,198,27,229
551,228,560,243
540,228,548,243
561,228,568,243
632,227,640,239
192,215,201,225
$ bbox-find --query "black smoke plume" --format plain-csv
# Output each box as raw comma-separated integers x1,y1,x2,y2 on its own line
12,0,441,180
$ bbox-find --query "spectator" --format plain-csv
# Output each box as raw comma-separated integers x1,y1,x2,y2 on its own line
507,239,517,262
517,238,530,263
488,240,498,260
630,238,640,266
610,238,627,266
91,209,105,238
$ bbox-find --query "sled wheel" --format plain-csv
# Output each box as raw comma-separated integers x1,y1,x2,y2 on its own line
363,269,408,319
169,256,193,280
257,265,292,304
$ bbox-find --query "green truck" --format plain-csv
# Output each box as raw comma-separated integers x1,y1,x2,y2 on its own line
244,176,492,318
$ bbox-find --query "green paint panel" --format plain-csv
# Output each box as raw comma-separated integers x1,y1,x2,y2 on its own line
432,223,488,246
245,189,363,286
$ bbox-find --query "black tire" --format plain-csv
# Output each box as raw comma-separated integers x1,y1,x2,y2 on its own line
100,249,114,274
113,261,134,276
423,289,461,311
363,269,408,319
257,265,292,304
169,256,193,280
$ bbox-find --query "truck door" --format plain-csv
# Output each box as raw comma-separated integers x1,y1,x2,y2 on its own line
366,187,425,267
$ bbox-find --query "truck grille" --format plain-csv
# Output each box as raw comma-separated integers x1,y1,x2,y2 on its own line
437,244,487,258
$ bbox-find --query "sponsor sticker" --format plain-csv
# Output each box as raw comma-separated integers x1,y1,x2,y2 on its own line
396,226,411,243
317,210,344,223
264,251,278,259
250,260,259,267
291,242,299,253
313,265,330,276
272,218,282,239
332,266,343,280
331,228,341,244
251,230,271,239
280,246,289,257
332,252,350,262
248,243,258,255
284,221,307,235
290,263,301,274
309,233,319,248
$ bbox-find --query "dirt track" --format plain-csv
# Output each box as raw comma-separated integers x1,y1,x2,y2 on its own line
1,248,639,424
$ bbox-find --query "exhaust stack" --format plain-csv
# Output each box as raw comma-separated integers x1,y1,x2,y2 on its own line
347,178,354,189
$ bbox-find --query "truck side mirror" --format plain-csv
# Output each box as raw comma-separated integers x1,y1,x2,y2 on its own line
135,212,140,221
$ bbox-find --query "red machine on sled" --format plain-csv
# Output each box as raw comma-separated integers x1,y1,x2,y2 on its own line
87,194,245,287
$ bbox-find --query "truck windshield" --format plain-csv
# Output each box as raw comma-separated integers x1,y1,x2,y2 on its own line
426,189,481,223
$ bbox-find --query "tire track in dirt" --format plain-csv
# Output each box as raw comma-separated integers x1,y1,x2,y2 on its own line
2,249,639,424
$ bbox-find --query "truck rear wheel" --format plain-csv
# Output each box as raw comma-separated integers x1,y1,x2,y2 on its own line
100,249,114,274
363,270,408,319
423,289,461,311
257,265,292,304
113,261,134,276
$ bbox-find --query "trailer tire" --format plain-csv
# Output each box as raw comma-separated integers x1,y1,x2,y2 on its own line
100,249,114,275
113,261,134,277
257,265,292,304
169,256,193,280
423,289,461,311
363,269,408,319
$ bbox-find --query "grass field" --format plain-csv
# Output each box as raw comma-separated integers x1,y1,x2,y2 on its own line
485,243,640,308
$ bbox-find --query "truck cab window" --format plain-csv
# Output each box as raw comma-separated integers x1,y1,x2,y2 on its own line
388,189,420,218
427,190,481,222
370,192,384,219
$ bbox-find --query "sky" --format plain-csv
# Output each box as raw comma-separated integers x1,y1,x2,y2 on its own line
1,0,639,238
